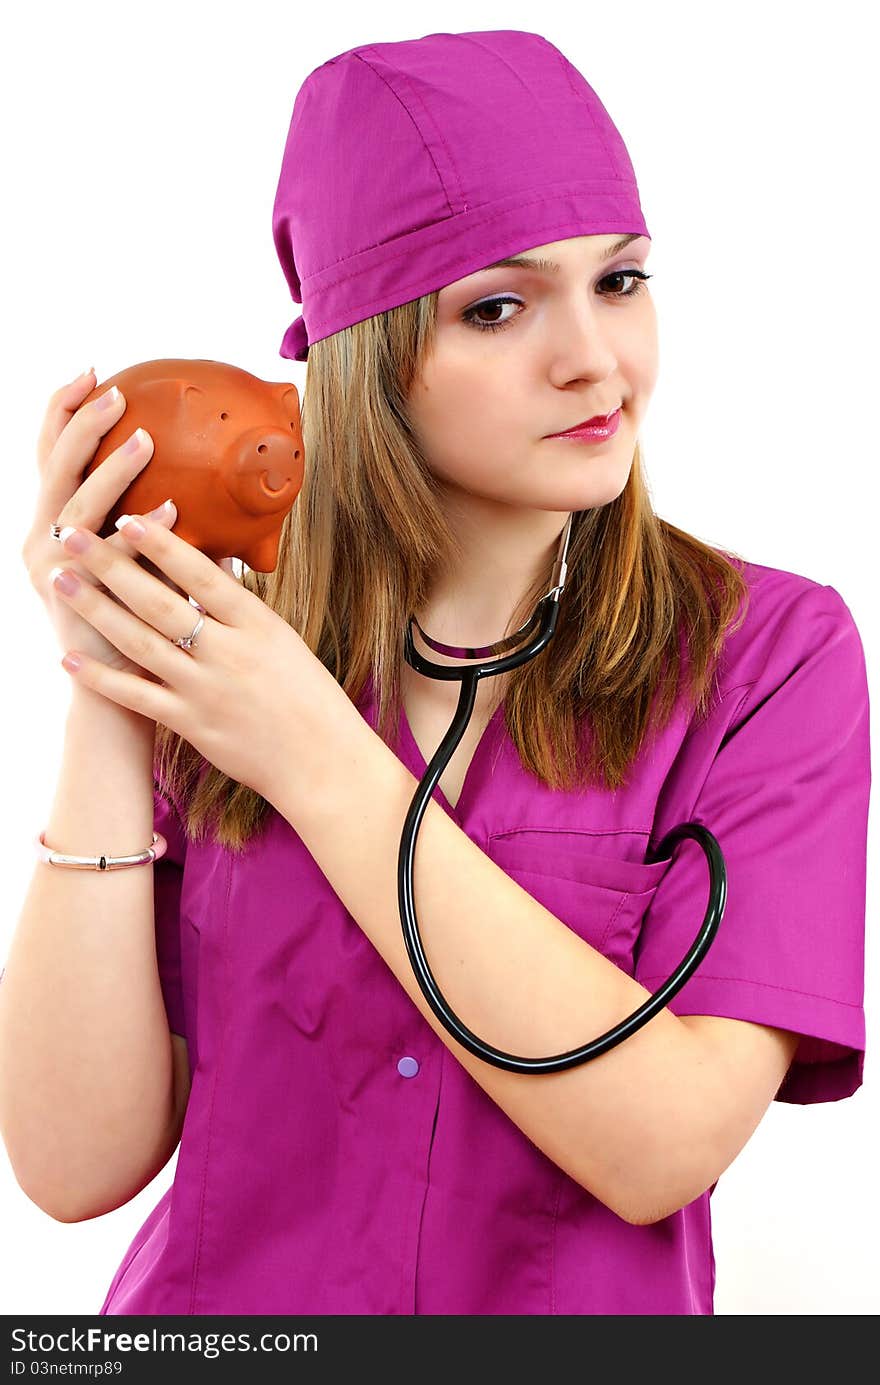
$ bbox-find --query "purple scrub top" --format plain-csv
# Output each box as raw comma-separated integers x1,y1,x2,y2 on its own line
98,561,870,1315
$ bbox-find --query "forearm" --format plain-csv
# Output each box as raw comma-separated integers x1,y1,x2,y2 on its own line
267,699,714,1225
0,689,178,1220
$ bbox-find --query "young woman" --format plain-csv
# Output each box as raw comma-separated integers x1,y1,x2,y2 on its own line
2,29,869,1316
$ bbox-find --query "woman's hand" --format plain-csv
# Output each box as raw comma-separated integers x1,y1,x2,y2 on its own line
22,369,234,680
48,508,345,805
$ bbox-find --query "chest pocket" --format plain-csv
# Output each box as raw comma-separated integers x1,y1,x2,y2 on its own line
485,830,671,974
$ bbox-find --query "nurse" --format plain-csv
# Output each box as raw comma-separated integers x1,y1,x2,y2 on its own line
5,29,871,1316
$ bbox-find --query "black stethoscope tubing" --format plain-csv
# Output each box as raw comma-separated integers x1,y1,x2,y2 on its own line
397,514,727,1073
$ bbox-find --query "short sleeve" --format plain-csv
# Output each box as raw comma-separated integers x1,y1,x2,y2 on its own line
633,583,871,1104
152,783,189,1043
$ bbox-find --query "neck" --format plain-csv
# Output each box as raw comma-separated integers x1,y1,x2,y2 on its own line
413,498,570,650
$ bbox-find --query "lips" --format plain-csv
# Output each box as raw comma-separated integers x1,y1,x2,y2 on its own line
546,407,621,437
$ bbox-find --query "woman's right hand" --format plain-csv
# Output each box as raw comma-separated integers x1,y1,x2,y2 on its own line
21,369,233,681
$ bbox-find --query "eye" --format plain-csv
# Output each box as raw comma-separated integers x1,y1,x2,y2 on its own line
220,412,229,420
460,270,653,334
460,297,522,333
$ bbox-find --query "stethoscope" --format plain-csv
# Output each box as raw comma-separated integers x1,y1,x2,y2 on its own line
398,512,727,1073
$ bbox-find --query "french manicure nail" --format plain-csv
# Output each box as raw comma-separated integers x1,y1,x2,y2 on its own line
50,566,80,596
59,526,90,554
115,514,146,538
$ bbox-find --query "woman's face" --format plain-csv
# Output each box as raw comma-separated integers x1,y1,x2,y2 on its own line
406,233,658,515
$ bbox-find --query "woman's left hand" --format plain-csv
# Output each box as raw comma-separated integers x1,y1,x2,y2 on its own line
51,507,336,805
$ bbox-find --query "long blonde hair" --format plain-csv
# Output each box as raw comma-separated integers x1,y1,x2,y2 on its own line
154,291,749,853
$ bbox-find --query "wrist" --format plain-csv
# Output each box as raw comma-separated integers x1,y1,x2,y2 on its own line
267,679,373,825
67,685,157,754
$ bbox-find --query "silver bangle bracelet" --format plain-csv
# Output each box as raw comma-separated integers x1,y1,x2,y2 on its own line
33,830,168,870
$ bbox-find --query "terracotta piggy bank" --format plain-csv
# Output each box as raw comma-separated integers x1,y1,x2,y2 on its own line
82,358,304,571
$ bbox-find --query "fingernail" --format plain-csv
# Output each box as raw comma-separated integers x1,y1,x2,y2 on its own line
59,526,90,554
148,498,175,518
115,514,146,538
50,566,80,596
97,386,121,410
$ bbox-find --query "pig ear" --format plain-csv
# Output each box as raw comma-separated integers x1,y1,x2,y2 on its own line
272,383,299,404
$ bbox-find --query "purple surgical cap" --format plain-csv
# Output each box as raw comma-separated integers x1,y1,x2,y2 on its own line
272,29,651,362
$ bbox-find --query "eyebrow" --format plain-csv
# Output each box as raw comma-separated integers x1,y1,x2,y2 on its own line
484,233,645,275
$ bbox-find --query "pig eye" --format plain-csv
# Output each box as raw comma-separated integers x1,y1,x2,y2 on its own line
220,412,229,420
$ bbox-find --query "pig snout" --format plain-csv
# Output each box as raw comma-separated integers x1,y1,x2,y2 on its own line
225,426,304,515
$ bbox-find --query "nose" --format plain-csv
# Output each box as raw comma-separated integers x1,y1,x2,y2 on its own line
226,425,305,515
254,433,300,495
546,299,618,380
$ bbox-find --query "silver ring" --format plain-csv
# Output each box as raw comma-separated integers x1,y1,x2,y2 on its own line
172,612,204,652
52,519,205,653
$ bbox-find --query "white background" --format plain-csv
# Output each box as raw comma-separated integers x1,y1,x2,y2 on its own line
1,0,877,1317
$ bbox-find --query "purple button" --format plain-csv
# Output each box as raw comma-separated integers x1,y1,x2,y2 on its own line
397,1056,420,1078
